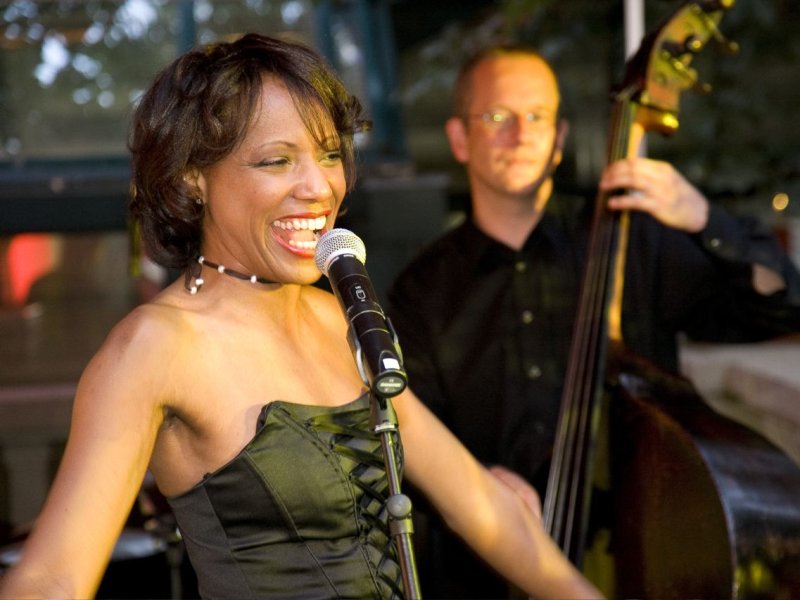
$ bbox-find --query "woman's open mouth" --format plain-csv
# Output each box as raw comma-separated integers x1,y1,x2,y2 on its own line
271,215,328,253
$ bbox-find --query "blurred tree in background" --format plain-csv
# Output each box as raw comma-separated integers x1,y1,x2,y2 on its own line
0,0,798,219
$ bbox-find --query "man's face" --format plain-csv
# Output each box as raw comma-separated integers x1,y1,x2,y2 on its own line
447,54,562,202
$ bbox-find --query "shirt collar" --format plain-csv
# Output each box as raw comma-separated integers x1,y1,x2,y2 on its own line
464,193,583,268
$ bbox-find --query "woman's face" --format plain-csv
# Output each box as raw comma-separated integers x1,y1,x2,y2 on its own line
195,75,346,285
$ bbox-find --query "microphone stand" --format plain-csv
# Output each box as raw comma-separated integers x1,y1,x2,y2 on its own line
316,229,421,597
369,389,422,600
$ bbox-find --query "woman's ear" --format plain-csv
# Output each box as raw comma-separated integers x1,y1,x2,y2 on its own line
445,116,470,164
184,168,207,203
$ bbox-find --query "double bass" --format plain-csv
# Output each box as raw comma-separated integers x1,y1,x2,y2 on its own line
543,1,800,597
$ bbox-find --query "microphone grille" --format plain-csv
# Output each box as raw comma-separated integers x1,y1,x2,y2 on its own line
314,228,367,275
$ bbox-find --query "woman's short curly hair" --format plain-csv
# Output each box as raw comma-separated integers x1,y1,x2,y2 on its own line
128,33,370,270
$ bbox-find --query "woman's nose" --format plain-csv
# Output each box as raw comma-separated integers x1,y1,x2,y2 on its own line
294,162,334,200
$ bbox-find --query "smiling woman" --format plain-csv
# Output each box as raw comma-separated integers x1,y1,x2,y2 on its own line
128,33,366,276
0,33,602,600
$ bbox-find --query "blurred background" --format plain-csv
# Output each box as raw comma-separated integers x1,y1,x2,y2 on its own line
0,0,798,596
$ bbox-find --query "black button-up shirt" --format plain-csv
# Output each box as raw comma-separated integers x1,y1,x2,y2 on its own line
387,194,800,487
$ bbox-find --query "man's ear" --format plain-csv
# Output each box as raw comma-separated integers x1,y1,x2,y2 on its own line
552,118,570,167
445,116,469,164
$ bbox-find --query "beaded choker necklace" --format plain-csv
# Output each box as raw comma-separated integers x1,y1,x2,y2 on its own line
186,255,276,294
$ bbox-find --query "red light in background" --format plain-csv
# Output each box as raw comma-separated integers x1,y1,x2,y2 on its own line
5,234,55,305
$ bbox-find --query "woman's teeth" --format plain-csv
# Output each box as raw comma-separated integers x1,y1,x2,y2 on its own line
272,216,327,232
272,216,326,250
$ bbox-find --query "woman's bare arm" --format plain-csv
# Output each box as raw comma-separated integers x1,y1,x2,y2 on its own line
396,389,603,599
0,308,170,599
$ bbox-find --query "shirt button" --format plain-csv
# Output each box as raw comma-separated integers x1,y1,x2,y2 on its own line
526,364,542,379
514,260,527,273
709,237,722,249
520,310,534,324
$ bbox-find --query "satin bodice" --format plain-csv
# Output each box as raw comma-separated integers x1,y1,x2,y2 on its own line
167,394,404,599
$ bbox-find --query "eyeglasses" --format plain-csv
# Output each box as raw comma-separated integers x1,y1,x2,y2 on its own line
468,108,557,129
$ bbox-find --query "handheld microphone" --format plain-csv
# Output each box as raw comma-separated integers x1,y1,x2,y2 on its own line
315,228,408,398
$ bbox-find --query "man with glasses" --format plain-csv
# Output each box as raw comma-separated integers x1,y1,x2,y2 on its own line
387,45,800,598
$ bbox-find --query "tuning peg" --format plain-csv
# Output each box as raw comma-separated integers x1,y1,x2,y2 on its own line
706,24,740,55
716,37,740,56
695,2,740,55
698,0,735,12
660,51,713,94
661,35,703,58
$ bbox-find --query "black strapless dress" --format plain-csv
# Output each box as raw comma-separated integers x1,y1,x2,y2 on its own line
167,394,405,599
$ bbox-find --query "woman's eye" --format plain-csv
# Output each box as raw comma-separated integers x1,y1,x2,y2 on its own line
257,158,289,168
322,151,342,163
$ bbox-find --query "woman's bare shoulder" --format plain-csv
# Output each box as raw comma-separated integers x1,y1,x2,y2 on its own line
107,299,191,351
83,288,203,387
